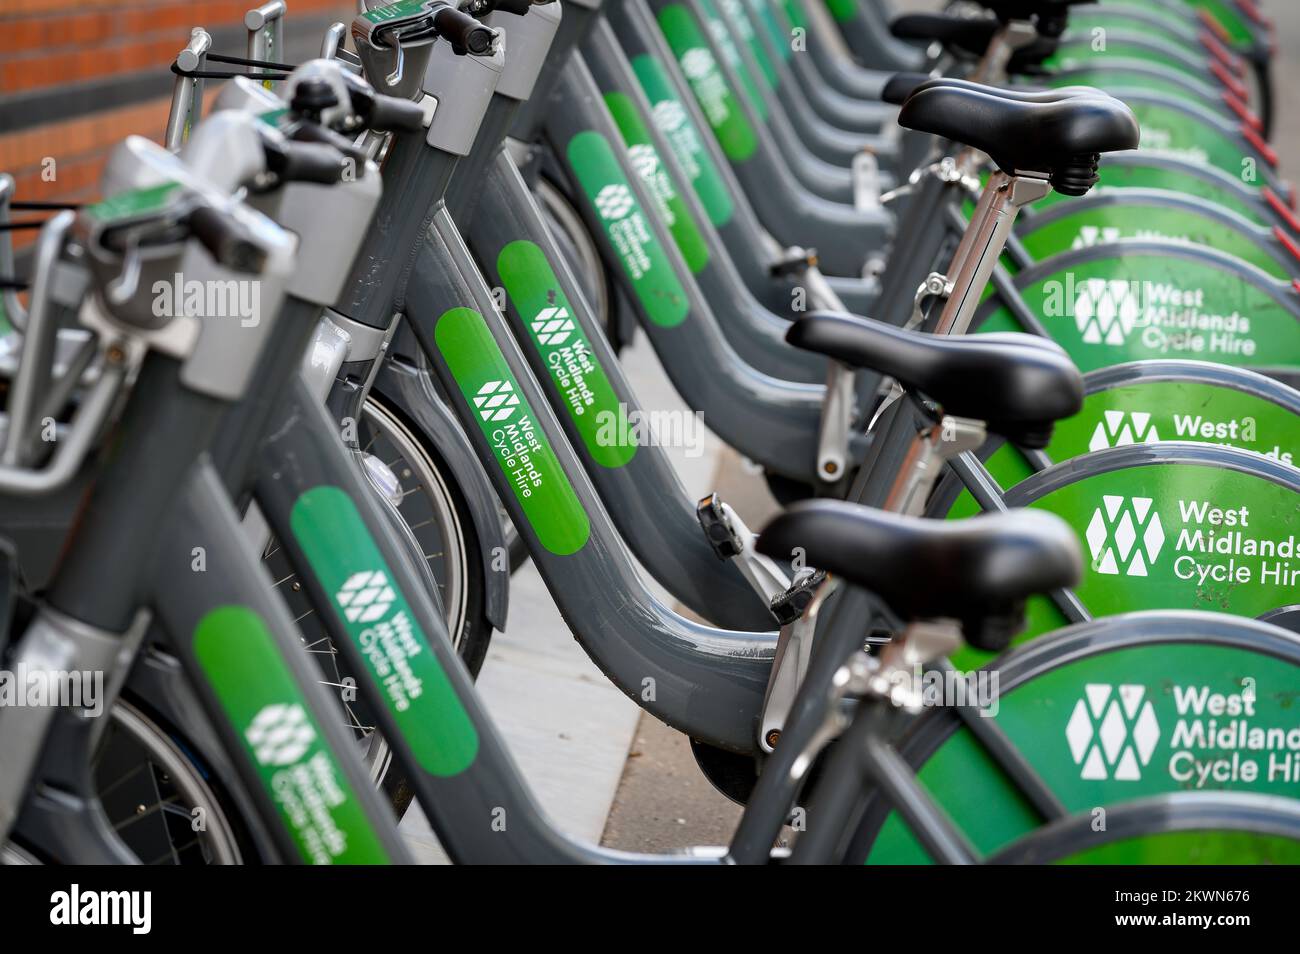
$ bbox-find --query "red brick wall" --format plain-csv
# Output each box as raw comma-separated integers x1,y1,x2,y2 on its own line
1,0,355,248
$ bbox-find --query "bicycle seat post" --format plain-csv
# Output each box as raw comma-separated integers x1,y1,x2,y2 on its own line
969,16,1038,85
931,168,1051,335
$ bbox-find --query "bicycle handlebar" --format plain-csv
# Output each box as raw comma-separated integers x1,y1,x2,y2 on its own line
431,5,497,55
265,137,351,185
187,204,268,273
364,91,427,131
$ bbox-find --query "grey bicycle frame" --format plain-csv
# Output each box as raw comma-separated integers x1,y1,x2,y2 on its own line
626,0,893,277
540,61,828,482
605,0,877,308
579,18,827,385
705,0,893,171
446,6,779,631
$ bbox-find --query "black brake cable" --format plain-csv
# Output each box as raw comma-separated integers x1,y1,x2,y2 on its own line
10,201,82,210
170,51,297,81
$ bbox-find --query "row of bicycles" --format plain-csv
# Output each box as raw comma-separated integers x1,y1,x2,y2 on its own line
0,0,1297,865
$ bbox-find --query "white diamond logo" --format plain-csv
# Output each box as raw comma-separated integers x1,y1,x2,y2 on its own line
1085,495,1164,576
593,183,635,220
335,569,396,623
472,379,520,422
680,48,714,81
1087,409,1161,451
531,306,575,346
1065,683,1160,781
1074,278,1141,346
245,703,316,767
653,99,687,133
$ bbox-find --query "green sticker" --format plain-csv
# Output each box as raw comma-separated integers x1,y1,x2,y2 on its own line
289,485,479,776
85,182,181,222
1051,380,1299,468
630,53,735,227
868,643,1300,863
258,107,291,129
434,306,591,555
1071,5,1198,41
1018,202,1286,280
947,459,1300,664
656,4,759,161
193,606,392,864
565,130,689,328
360,0,428,24
719,0,778,88
977,252,1300,376
821,0,854,23
748,0,791,62
779,0,806,31
1047,68,1224,124
603,91,710,274
696,0,769,120
1045,38,1208,84
1033,161,1265,222
1058,830,1300,865
496,239,637,467
1128,100,1267,183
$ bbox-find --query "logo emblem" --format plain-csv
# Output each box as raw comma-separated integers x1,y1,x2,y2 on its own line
1088,410,1160,452
472,379,520,422
531,306,575,346
652,99,688,133
246,703,316,767
593,184,635,221
1071,225,1121,250
680,48,715,81
335,569,396,623
1066,684,1160,780
1074,278,1141,345
1085,495,1165,576
628,143,659,180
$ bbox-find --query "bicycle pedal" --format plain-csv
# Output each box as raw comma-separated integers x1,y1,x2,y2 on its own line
769,570,827,625
696,492,742,559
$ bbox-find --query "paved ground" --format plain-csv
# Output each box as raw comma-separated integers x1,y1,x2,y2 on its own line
403,0,1300,861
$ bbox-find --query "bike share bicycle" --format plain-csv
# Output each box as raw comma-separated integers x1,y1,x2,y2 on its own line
313,0,1300,861
3,23,1254,865
2,0,1300,868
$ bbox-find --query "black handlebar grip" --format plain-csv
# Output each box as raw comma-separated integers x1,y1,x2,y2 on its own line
493,0,534,16
432,6,497,55
366,93,427,133
188,205,266,274
290,123,371,174
272,139,349,185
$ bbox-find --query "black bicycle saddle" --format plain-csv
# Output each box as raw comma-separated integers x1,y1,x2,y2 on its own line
758,500,1081,652
890,14,1000,58
898,83,1139,194
882,72,1101,106
786,312,1083,448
